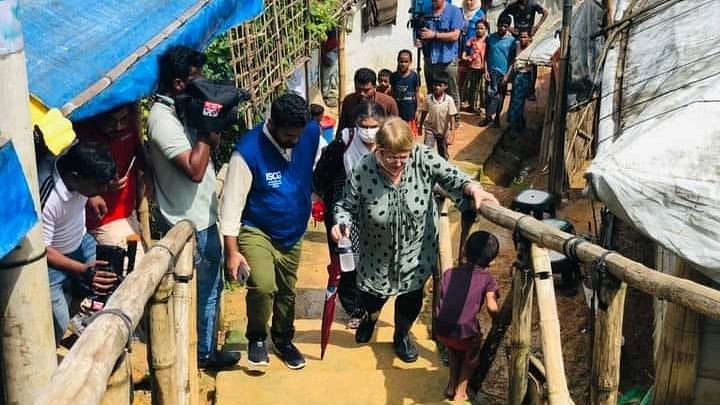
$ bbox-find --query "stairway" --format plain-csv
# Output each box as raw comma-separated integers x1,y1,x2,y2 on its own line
214,225,452,405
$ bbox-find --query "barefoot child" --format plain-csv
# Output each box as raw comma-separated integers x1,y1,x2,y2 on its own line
419,71,457,160
436,231,500,401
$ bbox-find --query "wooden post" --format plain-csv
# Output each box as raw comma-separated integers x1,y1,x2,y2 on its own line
590,279,626,404
100,353,132,405
337,17,346,102
549,0,574,196
531,245,574,404
508,241,534,405
653,250,701,405
188,257,200,405
0,5,57,403
477,203,720,319
432,198,452,339
469,287,513,390
148,271,178,405
34,221,194,404
173,239,198,405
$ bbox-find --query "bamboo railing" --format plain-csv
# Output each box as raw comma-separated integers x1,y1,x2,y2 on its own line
33,221,198,405
467,203,720,404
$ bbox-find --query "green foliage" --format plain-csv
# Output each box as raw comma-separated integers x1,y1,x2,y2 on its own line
308,0,341,45
204,35,234,80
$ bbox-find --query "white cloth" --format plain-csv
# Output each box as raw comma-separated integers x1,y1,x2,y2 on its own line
342,128,372,175
40,164,88,254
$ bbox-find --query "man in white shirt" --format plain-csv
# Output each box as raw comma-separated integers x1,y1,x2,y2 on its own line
41,142,119,343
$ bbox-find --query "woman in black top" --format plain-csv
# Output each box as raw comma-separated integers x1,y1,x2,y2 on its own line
313,102,386,328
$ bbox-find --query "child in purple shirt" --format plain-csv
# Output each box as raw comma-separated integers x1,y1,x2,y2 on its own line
436,231,500,401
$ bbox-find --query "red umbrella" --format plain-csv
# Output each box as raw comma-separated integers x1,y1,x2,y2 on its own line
320,254,342,360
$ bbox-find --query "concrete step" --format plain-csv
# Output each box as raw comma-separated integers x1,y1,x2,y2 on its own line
226,337,442,373
215,365,451,405
292,318,432,341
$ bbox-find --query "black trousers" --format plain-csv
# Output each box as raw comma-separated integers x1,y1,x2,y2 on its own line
360,288,424,338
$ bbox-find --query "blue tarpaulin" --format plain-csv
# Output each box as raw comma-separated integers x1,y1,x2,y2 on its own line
0,140,37,259
21,0,263,121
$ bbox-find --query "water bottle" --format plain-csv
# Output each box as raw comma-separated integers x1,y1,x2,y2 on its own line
338,223,355,272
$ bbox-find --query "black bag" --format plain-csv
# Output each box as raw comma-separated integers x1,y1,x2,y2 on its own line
178,78,250,132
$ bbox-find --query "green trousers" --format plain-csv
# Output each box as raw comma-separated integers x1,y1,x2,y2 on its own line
238,226,302,343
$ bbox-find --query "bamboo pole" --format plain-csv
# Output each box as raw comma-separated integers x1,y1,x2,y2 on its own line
477,203,720,319
548,0,574,195
531,245,574,405
653,251,701,405
432,198,452,339
148,271,178,404
469,287,513,390
337,18,346,102
0,7,57,403
34,221,195,405
188,259,200,405
508,241,534,405
173,239,197,405
99,353,132,405
590,280,626,404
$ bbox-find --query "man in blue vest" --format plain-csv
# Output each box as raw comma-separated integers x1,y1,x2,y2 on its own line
221,93,320,370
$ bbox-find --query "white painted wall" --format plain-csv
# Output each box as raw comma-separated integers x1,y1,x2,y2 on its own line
343,0,416,92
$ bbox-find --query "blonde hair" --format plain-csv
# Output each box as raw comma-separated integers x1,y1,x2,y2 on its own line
375,117,414,153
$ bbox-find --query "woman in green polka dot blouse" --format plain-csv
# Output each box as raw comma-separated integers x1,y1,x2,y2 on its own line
331,117,498,362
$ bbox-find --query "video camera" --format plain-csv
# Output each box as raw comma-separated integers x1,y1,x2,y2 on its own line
175,78,251,133
408,0,438,37
88,239,139,310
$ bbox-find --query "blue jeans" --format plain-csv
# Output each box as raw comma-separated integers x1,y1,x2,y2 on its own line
485,69,507,118
49,233,97,343
196,225,223,360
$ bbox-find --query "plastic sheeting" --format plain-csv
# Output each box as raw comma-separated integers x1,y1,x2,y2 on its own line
587,0,720,281
0,140,37,259
515,0,604,105
22,0,263,121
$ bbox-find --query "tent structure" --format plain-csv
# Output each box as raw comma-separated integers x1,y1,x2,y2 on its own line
22,0,263,121
585,0,720,282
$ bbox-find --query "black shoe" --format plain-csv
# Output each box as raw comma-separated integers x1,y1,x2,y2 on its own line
273,341,306,370
355,314,378,343
247,340,270,367
199,350,241,370
393,335,419,363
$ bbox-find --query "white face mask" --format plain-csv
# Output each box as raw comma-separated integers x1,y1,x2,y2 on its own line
356,126,379,143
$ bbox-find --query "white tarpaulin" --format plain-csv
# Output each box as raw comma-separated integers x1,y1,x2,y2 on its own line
587,0,720,281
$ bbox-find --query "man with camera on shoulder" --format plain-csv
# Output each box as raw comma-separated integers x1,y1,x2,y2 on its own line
414,0,465,121
146,45,240,370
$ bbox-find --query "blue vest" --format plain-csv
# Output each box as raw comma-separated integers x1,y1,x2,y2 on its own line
234,122,320,250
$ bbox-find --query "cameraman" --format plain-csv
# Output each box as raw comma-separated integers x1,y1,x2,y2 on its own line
414,0,465,120
146,46,239,370
41,142,119,344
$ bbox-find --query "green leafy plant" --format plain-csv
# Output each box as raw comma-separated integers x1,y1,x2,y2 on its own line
204,35,234,80
307,0,342,45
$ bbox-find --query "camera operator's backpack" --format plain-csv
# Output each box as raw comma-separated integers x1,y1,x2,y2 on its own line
178,78,250,132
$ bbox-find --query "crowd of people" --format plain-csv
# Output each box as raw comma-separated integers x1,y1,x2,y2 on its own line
34,0,548,400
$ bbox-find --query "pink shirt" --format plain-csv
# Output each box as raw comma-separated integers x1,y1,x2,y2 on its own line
466,37,487,70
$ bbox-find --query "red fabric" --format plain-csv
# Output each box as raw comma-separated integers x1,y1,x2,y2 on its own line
312,199,326,222
437,334,481,365
75,122,140,229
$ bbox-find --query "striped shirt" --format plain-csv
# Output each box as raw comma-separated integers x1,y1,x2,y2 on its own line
40,162,88,254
